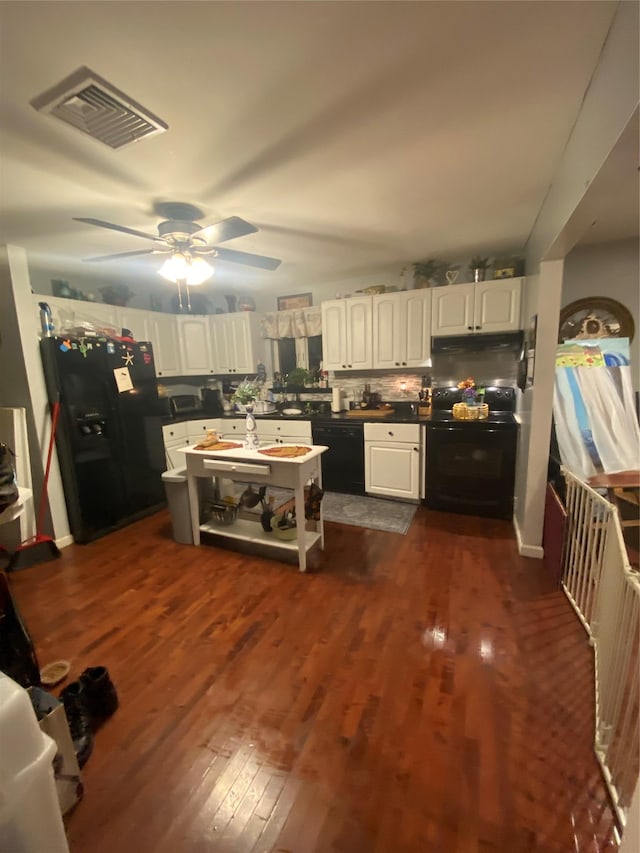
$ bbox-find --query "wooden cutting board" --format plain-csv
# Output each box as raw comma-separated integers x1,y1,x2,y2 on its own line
346,408,395,417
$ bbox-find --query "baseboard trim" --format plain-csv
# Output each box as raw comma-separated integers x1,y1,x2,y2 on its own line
513,517,544,559
55,534,74,549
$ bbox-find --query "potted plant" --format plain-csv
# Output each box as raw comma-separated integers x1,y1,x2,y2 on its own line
285,368,310,390
468,256,491,283
231,380,260,409
100,283,133,307
412,259,449,288
231,380,261,449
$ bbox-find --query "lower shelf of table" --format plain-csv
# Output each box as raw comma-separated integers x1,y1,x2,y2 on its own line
199,517,322,552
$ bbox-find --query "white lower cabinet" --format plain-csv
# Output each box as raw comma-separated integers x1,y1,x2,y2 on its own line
162,422,190,469
364,422,421,501
258,419,312,445
218,420,244,440
162,419,223,469
219,418,312,445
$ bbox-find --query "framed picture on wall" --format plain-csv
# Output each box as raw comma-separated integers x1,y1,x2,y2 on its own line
277,293,312,311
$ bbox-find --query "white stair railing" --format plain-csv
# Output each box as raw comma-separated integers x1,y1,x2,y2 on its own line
562,469,639,842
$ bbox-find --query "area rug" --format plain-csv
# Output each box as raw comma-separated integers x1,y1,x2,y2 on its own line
240,487,417,535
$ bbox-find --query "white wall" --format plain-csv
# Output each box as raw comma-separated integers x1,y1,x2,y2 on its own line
0,246,71,546
514,0,639,555
562,237,639,390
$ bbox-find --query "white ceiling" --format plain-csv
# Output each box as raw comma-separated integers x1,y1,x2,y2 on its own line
0,1,634,303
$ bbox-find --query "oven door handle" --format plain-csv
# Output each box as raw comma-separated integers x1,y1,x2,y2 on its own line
430,426,504,434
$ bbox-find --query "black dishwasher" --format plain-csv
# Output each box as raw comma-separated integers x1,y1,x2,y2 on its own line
311,422,365,494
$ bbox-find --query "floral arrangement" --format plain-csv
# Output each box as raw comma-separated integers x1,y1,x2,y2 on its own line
457,377,484,404
468,256,491,271
231,380,261,405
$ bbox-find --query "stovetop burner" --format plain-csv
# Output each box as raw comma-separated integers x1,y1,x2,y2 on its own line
431,385,516,410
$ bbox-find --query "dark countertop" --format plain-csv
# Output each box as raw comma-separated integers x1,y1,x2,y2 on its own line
162,405,429,427
162,406,519,428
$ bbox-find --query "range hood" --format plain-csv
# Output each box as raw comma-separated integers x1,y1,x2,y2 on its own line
432,331,525,355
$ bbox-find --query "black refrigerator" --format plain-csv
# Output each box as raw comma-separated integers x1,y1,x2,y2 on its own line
40,336,166,543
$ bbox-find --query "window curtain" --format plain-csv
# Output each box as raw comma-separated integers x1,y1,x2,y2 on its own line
260,306,321,339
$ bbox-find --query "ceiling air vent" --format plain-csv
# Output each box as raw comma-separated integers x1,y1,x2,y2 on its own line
30,66,168,150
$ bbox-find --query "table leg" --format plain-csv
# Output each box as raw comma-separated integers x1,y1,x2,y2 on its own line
317,466,324,551
294,482,306,572
187,474,201,546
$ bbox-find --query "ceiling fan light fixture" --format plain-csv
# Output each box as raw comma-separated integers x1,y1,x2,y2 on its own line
158,253,213,285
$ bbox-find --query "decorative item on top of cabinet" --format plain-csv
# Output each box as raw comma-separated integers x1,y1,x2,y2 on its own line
468,256,491,284
100,284,133,306
412,259,449,288
492,256,524,280
431,277,522,337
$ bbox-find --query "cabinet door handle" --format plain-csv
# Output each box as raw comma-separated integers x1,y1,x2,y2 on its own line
388,431,394,436
342,364,346,368
414,447,418,452
475,325,481,330
402,362,406,366
395,362,400,366
467,326,473,331
348,364,352,368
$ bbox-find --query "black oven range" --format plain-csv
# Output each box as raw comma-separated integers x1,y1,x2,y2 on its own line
424,386,519,520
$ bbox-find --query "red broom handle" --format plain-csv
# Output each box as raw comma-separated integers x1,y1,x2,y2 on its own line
36,400,60,537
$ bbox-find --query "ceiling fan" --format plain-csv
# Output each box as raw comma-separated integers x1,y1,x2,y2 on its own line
73,201,282,271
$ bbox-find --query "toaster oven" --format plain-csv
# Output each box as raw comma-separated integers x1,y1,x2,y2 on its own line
169,394,203,417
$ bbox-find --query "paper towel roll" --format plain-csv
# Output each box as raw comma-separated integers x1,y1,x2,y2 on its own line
331,387,342,413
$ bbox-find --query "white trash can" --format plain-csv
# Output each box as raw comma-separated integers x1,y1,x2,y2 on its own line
162,467,193,544
0,672,69,853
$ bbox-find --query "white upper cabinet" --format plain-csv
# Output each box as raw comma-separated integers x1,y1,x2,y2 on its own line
212,312,263,375
147,312,181,377
474,278,522,333
116,306,150,342
431,278,523,336
321,297,372,371
177,315,216,375
321,300,347,371
431,283,475,336
372,290,431,369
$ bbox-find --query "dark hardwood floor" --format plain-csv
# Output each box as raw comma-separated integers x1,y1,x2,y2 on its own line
8,506,618,852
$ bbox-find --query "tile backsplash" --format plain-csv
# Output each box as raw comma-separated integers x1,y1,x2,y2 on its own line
327,371,424,406
431,350,520,388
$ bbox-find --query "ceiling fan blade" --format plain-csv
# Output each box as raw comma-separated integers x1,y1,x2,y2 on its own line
212,246,281,270
191,216,258,245
83,249,158,263
74,217,165,244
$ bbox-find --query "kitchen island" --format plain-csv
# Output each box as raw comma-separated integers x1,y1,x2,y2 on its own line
182,444,327,572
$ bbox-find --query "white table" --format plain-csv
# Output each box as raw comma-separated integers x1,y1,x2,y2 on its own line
181,444,327,572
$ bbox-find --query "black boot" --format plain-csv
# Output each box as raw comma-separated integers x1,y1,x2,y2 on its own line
60,680,93,768
80,665,119,720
